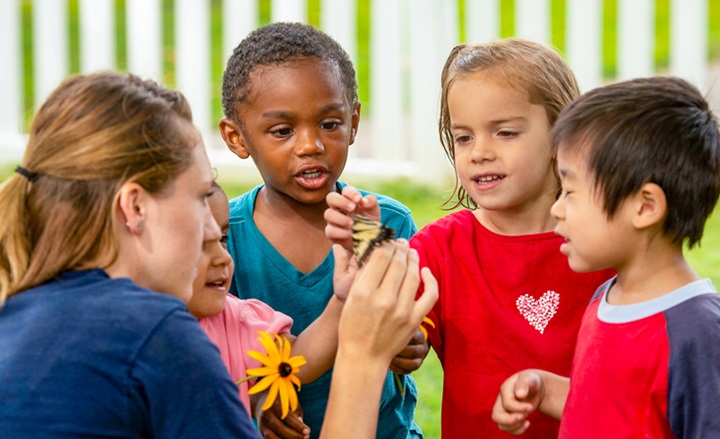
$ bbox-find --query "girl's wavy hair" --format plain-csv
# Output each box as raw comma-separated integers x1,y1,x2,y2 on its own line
439,38,580,209
0,71,199,304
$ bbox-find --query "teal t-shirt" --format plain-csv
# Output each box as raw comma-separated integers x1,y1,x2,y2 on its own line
227,182,422,439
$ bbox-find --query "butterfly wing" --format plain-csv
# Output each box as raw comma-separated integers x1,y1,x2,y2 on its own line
351,215,396,267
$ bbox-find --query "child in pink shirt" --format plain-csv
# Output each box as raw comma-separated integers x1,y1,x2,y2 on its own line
187,183,349,438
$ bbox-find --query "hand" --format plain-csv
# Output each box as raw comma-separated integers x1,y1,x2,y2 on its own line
389,328,429,374
331,244,357,303
325,186,381,252
252,391,310,439
338,239,438,364
491,370,545,435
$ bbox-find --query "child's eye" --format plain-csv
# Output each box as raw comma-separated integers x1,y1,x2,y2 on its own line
453,135,472,145
497,130,518,138
219,233,228,248
320,121,341,130
271,127,293,137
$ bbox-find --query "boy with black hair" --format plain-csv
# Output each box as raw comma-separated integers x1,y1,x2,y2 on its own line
492,76,720,438
219,22,425,439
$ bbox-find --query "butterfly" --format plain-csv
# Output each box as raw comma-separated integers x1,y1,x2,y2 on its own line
351,215,396,267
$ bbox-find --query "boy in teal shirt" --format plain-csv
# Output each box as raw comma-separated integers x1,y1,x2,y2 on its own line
219,22,425,439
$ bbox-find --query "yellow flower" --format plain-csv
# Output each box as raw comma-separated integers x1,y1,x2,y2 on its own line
419,316,436,340
245,331,307,419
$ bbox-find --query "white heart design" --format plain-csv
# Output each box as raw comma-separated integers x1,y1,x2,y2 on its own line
516,291,560,334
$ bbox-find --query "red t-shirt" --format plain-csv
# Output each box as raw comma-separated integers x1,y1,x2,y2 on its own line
411,210,613,438
560,277,720,438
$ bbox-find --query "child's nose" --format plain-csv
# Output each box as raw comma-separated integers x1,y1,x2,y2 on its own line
212,243,233,267
550,197,565,220
295,129,324,155
470,138,495,162
203,208,222,242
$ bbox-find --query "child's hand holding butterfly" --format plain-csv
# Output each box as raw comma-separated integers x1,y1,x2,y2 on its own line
325,185,381,252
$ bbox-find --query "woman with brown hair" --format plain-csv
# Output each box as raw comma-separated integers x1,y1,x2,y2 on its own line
0,71,437,439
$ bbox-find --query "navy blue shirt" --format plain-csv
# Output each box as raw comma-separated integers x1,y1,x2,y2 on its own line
0,270,260,439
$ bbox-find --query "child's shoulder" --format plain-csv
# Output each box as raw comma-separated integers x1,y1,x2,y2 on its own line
415,209,476,236
227,184,263,220
665,281,720,330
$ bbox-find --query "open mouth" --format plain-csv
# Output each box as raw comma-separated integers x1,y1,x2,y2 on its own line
474,175,504,184
205,279,228,290
299,169,323,179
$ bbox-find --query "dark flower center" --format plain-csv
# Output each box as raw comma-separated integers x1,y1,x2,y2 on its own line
279,362,292,378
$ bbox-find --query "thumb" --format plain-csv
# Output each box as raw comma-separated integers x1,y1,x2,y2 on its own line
515,372,541,401
332,244,349,275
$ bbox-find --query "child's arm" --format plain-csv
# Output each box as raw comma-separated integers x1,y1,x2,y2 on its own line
320,241,439,439
325,185,381,252
287,244,354,384
492,369,569,435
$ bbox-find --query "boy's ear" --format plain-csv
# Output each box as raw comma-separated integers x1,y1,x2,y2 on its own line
219,117,250,159
117,182,147,234
349,103,361,146
632,182,667,230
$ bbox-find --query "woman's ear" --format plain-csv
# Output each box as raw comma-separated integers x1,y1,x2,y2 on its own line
219,117,250,159
117,182,147,234
632,182,667,230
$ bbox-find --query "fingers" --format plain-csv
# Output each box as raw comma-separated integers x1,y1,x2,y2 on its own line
259,406,310,439
353,240,408,293
492,393,531,435
389,329,429,374
331,244,356,302
326,190,359,215
490,372,540,435
332,244,349,273
389,356,424,375
412,267,439,325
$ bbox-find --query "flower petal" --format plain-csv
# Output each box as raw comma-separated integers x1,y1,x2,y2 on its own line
287,355,307,368
279,378,290,419
258,332,281,364
419,325,428,341
247,350,274,367
281,335,292,360
288,381,299,413
248,374,278,395
289,374,301,390
245,367,278,377
262,380,280,412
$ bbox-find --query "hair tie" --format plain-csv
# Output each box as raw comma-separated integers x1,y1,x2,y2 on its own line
15,166,39,182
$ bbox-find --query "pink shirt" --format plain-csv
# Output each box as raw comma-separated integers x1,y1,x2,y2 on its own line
199,295,293,413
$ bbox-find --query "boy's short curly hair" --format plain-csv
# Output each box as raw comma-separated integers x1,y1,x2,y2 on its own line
552,76,720,248
221,22,358,122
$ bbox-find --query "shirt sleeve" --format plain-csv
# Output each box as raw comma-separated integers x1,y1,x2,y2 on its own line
130,309,260,439
237,298,294,371
410,228,444,363
666,294,720,438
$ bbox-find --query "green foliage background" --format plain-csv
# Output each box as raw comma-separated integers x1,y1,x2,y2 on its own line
16,0,720,129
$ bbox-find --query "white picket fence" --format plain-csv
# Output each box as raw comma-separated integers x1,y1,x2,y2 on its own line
0,0,713,183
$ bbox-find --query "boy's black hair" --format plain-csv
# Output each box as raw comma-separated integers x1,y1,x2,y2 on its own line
552,76,720,248
221,22,358,122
